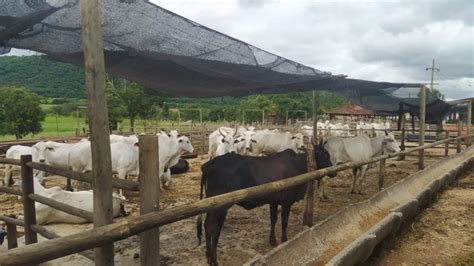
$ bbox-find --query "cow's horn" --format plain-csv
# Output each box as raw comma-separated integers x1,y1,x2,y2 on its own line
233,128,238,137
218,128,226,137
318,139,324,147
384,130,388,136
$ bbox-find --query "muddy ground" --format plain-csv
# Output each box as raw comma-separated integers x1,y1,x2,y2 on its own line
0,147,460,265
368,167,474,266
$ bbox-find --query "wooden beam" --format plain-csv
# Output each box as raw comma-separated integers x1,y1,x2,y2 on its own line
418,85,426,170
80,0,114,264
398,116,406,161
0,135,471,265
444,130,450,157
303,91,318,227
0,186,22,196
378,141,387,190
28,193,94,222
138,135,160,266
457,121,463,153
6,219,18,249
467,100,472,147
21,155,37,247
26,162,139,191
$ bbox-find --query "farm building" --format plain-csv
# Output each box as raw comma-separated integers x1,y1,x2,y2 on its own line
327,103,373,120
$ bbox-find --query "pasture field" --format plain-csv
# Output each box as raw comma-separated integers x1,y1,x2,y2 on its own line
0,147,466,265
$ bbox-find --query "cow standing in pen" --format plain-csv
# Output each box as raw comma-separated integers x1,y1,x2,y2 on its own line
196,147,333,266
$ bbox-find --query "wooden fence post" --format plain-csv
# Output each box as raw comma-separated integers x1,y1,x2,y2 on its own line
378,141,387,190
444,130,450,157
418,85,426,170
398,127,406,160
80,0,115,264
303,91,318,227
201,125,206,159
467,100,472,147
21,155,37,246
139,135,160,266
6,216,18,249
457,121,462,153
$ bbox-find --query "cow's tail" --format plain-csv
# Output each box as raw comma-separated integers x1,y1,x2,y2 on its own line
196,170,206,246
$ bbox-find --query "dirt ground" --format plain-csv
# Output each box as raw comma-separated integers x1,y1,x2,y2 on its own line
368,168,474,266
0,147,460,265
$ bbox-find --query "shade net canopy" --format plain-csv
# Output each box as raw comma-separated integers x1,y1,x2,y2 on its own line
0,0,449,118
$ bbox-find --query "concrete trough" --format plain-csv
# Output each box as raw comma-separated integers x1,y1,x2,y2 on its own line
246,146,474,266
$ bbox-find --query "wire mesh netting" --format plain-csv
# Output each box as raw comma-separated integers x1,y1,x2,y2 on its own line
0,0,450,119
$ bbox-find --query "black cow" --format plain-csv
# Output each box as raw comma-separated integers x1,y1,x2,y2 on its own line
170,158,190,175
196,148,333,265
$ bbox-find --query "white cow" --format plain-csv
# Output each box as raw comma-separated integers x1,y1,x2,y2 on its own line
322,131,400,195
32,178,125,225
110,137,140,195
250,131,305,156
3,142,48,186
40,139,92,175
110,134,138,143
234,130,256,155
208,127,239,158
159,131,194,188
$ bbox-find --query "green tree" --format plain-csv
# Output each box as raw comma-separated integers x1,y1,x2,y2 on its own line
0,87,45,139
106,79,163,131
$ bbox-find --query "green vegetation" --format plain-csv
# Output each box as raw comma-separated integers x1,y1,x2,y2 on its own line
0,55,350,139
0,87,45,139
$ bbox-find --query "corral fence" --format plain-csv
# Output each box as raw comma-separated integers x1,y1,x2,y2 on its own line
0,130,472,265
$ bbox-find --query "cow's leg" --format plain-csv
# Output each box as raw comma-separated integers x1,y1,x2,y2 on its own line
281,202,292,243
204,212,214,264
211,209,227,266
357,165,368,194
3,165,13,187
318,176,329,200
269,203,278,246
351,168,359,194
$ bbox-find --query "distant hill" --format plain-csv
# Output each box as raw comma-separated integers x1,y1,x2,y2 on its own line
0,56,85,98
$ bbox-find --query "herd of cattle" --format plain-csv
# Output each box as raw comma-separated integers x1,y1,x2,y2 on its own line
1,122,400,265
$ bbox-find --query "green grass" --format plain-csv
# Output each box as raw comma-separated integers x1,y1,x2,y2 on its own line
0,114,197,141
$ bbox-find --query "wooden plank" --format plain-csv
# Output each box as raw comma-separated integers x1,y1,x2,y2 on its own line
26,162,139,191
303,90,318,227
0,186,22,196
398,117,406,160
28,193,94,222
444,130,450,157
21,155,38,247
138,135,160,266
378,141,387,190
467,100,472,147
80,0,114,264
457,121,462,153
0,135,470,265
6,219,18,249
418,85,426,170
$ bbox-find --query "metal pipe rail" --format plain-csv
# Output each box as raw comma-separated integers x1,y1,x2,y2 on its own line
0,134,471,265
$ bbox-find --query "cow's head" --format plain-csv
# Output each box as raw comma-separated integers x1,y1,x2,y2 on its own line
215,128,237,156
178,135,194,154
314,139,336,177
383,131,401,153
291,133,305,152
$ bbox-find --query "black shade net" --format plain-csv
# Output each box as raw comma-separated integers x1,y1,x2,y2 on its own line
0,0,450,119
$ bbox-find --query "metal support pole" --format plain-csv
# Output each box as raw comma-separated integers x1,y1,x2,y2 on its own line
80,0,115,264
262,109,265,126
21,155,37,246
286,110,288,126
418,85,426,170
139,135,160,266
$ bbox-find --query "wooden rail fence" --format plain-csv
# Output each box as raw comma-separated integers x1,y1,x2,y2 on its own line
0,133,471,265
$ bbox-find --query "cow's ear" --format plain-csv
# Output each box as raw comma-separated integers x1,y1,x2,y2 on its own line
251,139,257,143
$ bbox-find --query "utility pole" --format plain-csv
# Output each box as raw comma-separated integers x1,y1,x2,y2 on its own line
426,58,439,93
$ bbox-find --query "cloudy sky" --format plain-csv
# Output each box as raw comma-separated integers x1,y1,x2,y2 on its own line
6,0,474,100
150,0,474,100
